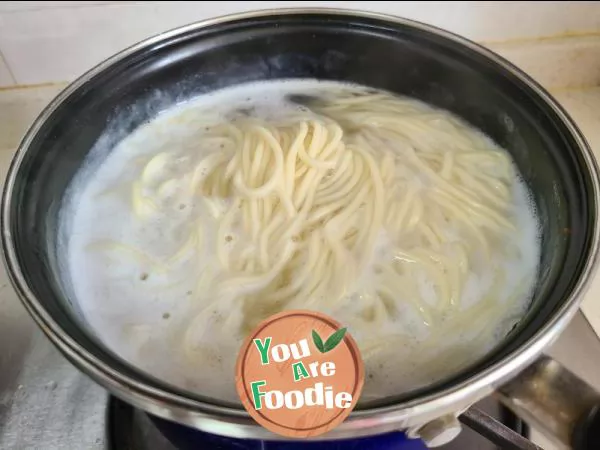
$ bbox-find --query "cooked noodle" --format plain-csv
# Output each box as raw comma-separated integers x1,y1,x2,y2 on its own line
66,81,539,401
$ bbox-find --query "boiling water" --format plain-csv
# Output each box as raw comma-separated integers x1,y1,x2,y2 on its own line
61,80,540,403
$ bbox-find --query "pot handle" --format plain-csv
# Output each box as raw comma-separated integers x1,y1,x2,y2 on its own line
495,355,600,450
459,407,543,450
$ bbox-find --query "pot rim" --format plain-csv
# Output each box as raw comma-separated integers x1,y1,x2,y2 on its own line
2,7,600,440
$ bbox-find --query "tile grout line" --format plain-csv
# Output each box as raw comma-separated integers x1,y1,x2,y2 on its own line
0,81,69,92
480,30,600,47
549,84,600,94
0,47,16,85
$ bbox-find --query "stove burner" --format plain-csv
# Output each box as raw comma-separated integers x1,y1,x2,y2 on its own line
106,397,427,449
106,397,529,450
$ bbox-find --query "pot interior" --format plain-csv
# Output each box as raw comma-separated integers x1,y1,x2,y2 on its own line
4,12,596,410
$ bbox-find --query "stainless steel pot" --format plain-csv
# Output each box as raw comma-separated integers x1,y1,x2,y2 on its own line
2,8,600,448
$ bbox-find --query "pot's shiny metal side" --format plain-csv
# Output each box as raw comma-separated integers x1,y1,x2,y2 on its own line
2,8,600,442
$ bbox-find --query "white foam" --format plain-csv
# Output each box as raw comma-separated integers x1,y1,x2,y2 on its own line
60,79,541,403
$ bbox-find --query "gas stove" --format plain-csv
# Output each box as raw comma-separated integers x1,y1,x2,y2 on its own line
0,337,525,450
2,275,599,450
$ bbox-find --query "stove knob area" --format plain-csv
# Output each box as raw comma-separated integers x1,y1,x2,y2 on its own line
407,415,462,447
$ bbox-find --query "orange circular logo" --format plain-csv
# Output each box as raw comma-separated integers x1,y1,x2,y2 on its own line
235,310,364,438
